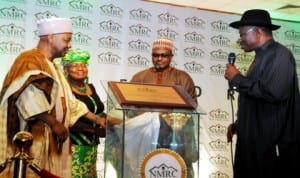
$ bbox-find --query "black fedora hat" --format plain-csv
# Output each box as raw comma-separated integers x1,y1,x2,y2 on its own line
229,9,280,30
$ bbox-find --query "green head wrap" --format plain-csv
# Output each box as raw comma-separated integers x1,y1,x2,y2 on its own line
62,49,90,66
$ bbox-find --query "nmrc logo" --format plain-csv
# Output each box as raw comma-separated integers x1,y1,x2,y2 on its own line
148,163,179,178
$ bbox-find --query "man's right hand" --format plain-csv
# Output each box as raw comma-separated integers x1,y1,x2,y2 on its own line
224,64,240,81
36,112,68,143
51,122,68,143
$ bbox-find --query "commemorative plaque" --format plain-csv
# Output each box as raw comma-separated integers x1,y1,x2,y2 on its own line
107,81,197,109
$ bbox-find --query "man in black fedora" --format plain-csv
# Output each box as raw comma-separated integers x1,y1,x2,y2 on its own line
225,9,300,178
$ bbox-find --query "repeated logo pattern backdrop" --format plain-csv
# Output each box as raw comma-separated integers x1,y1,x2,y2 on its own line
1,0,300,178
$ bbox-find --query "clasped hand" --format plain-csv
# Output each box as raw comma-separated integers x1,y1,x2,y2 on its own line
224,64,240,81
51,122,68,143
95,116,106,128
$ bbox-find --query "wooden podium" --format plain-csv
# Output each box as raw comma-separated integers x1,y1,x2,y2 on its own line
102,81,201,178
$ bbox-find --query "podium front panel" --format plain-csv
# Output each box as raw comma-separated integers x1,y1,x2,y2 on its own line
102,81,201,178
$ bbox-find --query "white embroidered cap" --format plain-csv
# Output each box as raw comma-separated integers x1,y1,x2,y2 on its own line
152,38,173,51
37,17,72,36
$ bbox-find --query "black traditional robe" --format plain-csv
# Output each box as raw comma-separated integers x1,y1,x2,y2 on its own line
231,39,300,178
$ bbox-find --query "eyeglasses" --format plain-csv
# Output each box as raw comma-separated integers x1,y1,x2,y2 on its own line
152,53,173,58
67,63,88,68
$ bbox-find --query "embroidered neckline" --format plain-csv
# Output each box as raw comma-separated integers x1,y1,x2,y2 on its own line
72,84,87,93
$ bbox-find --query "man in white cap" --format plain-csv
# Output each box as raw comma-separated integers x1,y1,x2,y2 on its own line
129,38,199,178
131,38,198,100
0,17,104,178
225,9,300,178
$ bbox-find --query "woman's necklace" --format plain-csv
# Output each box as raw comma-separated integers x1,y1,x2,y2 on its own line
71,83,87,93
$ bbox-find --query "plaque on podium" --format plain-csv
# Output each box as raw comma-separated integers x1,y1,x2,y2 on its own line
107,81,197,109
102,81,202,178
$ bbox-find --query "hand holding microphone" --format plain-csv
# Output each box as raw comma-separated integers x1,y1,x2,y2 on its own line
225,52,239,100
224,52,240,81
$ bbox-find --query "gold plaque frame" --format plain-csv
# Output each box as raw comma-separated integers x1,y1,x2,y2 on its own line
108,81,197,109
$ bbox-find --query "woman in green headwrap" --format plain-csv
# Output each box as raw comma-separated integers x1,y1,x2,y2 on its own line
62,49,106,178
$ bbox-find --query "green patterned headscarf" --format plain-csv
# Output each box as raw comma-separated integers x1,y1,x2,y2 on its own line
62,49,90,65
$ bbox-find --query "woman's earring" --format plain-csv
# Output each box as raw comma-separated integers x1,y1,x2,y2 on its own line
85,77,89,83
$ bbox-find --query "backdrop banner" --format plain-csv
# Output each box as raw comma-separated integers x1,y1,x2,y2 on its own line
1,0,300,177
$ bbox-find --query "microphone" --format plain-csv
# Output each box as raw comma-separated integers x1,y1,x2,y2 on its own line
228,52,236,65
227,52,236,100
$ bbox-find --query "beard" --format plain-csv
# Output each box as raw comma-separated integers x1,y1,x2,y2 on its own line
154,64,170,72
